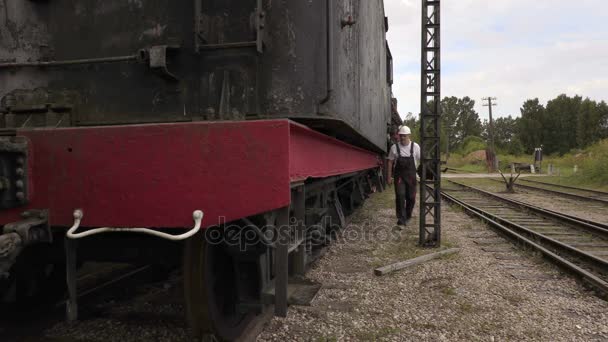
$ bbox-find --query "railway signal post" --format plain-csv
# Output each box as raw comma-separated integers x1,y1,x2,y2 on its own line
419,0,442,247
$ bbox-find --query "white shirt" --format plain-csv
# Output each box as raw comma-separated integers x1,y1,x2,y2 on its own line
388,142,421,168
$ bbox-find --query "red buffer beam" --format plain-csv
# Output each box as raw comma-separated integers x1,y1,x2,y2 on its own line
0,120,380,229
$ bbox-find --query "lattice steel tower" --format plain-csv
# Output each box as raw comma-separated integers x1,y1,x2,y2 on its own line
419,0,441,247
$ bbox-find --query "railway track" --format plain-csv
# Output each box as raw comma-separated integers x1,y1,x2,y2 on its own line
519,178,608,202
490,178,608,205
442,180,608,295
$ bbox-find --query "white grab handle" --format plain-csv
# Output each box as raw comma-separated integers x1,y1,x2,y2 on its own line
67,209,204,241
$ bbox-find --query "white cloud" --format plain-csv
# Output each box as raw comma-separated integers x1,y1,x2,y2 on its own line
386,0,608,120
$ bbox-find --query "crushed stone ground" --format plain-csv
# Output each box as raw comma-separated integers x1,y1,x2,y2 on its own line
258,184,608,342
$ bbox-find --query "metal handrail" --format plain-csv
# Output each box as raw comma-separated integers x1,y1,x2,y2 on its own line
67,209,203,241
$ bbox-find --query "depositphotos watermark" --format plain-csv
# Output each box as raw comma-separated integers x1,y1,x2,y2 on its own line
203,216,406,251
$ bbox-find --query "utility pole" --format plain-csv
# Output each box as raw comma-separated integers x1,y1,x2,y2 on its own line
419,0,441,247
482,97,497,172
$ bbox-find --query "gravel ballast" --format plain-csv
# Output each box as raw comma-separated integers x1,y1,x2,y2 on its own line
258,186,608,341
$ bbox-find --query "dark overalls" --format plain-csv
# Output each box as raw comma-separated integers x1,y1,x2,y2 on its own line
394,143,417,224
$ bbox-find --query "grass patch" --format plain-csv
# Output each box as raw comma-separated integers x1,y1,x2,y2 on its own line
370,230,459,271
501,292,527,306
453,163,487,173
411,322,439,330
449,139,608,191
358,179,459,268
458,301,475,313
373,233,423,262
349,186,394,224
441,286,457,296
532,174,608,192
445,202,465,214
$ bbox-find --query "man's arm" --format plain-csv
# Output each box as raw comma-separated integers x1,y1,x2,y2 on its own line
415,143,422,167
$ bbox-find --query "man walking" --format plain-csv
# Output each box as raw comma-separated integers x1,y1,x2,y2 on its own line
387,126,421,226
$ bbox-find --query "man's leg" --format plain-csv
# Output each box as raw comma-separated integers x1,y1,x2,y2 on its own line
394,176,407,224
405,176,417,221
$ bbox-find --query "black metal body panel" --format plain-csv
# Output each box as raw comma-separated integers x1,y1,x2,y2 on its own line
0,0,391,151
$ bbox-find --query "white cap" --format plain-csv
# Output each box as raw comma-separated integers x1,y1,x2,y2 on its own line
398,125,411,135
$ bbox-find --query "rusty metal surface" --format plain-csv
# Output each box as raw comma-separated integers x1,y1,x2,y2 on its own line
0,0,391,151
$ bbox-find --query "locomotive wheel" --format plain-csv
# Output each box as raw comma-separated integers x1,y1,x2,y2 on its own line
183,231,254,341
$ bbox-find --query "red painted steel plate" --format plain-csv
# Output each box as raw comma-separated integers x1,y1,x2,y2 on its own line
289,122,380,181
1,121,290,228
0,120,379,229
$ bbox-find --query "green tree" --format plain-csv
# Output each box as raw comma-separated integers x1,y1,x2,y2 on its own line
576,98,602,148
597,101,608,140
440,96,460,154
518,99,545,153
403,112,420,143
544,94,581,155
505,137,525,155
460,136,486,155
440,96,482,152
485,115,520,151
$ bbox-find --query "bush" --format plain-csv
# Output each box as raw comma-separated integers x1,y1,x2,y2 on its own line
581,140,608,184
446,153,466,167
500,138,525,156
459,136,487,156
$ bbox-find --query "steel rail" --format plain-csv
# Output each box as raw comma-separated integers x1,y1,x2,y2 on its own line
519,178,608,197
489,178,608,205
441,191,608,294
448,180,608,237
443,186,608,272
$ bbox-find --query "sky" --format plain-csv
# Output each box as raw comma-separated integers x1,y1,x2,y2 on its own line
385,0,608,121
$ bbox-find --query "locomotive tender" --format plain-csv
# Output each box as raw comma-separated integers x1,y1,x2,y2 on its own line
0,0,393,339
